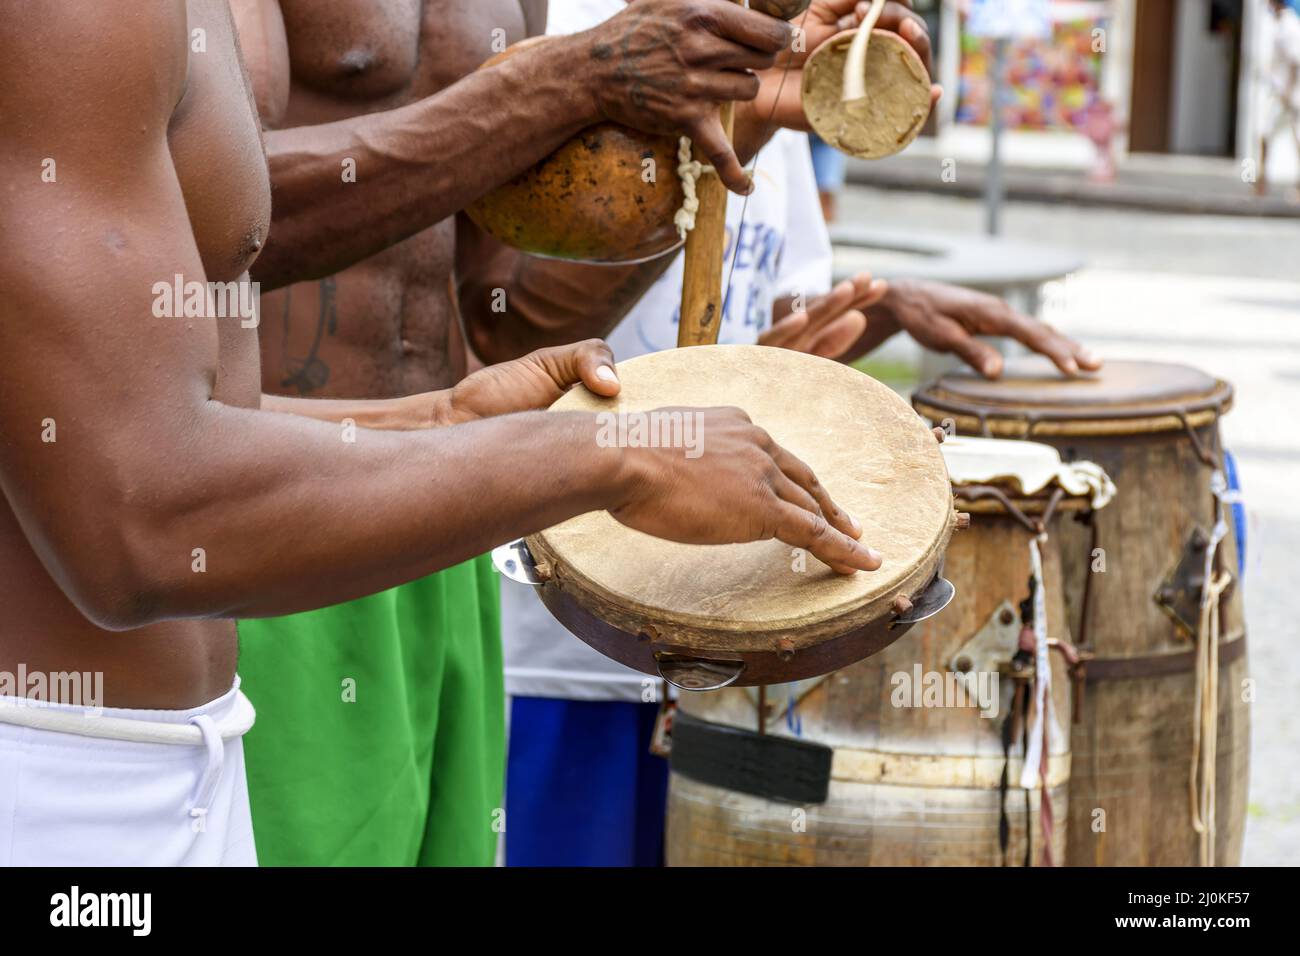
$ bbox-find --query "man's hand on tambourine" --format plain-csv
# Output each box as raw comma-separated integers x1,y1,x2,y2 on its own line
610,406,882,575
750,1,943,132
435,340,622,425
760,272,888,358
584,0,793,193
871,279,1103,379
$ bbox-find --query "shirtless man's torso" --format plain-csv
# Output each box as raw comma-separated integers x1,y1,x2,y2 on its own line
0,0,269,708
242,0,545,401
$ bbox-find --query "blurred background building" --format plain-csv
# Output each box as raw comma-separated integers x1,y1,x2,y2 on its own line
894,0,1298,190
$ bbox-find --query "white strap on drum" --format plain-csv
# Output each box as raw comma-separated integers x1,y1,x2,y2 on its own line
1189,470,1237,867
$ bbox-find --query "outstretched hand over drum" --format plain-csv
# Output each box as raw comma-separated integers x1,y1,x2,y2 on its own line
609,406,882,576
760,272,888,358
873,279,1102,378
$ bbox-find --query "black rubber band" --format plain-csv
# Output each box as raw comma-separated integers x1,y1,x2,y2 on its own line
669,712,833,805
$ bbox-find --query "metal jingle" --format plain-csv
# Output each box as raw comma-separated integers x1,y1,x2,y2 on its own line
656,655,747,693
893,575,956,627
491,538,543,586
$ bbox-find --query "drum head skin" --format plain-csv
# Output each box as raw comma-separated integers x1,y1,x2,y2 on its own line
527,346,955,684
915,357,1233,436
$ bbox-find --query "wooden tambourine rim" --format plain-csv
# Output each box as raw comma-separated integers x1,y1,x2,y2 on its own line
529,549,950,685
528,513,953,653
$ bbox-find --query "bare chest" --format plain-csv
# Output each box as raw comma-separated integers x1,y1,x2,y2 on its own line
278,0,530,120
168,0,272,406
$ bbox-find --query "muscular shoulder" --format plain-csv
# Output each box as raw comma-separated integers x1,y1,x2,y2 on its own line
0,0,186,150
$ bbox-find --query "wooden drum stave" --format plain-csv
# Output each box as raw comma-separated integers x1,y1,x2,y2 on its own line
913,357,1249,867
666,437,1106,866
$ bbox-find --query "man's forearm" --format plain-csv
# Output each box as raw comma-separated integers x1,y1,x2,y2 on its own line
261,391,448,430
251,36,598,290
109,406,623,626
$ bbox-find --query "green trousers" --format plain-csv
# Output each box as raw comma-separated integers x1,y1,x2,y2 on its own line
237,557,504,866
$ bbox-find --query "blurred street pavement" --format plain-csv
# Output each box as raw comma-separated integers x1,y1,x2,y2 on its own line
846,150,1300,219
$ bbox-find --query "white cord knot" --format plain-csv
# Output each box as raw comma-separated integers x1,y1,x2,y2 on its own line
674,136,715,241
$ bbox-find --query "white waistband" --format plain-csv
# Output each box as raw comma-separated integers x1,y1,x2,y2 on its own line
0,681,255,746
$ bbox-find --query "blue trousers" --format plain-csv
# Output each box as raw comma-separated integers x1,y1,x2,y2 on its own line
505,697,668,867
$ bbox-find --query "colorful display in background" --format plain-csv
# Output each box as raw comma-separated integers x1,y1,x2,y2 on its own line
966,0,1051,40
956,12,1106,131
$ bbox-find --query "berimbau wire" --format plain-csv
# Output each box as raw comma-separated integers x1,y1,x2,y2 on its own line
720,3,813,322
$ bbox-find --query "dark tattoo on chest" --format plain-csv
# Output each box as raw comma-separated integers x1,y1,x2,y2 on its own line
280,278,338,394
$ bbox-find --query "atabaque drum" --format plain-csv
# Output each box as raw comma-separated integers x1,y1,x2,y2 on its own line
665,436,1111,866
496,345,957,691
914,358,1249,866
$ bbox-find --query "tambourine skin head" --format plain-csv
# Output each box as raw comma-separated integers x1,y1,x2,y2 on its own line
802,29,933,160
749,0,813,19
525,345,958,687
464,39,685,264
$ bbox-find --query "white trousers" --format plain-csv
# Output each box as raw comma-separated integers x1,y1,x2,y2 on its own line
0,680,257,866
